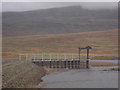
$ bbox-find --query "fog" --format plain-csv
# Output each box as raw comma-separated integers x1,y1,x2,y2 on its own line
2,2,118,12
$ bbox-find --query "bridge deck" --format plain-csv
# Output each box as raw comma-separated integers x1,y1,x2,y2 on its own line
32,59,87,62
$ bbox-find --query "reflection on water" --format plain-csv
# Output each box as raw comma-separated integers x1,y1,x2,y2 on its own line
42,60,118,88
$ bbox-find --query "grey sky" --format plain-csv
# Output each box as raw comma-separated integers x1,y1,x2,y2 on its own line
2,0,119,2
2,2,118,12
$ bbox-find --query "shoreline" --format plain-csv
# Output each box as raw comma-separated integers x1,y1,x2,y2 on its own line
38,61,118,88
2,59,118,88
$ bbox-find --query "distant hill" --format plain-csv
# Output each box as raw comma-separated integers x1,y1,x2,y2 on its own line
3,6,118,36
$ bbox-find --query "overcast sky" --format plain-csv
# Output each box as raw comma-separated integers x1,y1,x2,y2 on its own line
2,2,118,12
1,0,119,2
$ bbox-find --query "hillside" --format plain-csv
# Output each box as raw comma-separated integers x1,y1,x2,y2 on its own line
3,6,118,36
3,29,118,60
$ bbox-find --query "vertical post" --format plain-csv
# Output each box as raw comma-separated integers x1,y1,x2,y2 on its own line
50,61,51,68
49,54,51,68
86,49,89,69
78,48,81,60
78,48,81,69
87,49,90,60
57,54,60,69
69,61,71,69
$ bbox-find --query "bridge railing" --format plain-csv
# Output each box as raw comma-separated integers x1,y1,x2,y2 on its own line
19,53,89,69
19,53,86,61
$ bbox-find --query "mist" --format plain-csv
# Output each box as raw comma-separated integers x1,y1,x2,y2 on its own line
2,2,118,12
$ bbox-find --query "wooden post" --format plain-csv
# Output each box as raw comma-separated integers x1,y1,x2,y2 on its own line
74,60,77,69
53,61,55,68
71,61,73,69
57,61,59,69
51,58,53,68
87,49,89,60
41,61,43,66
86,49,89,69
64,61,65,68
65,60,67,69
78,48,81,60
74,60,75,69
60,59,61,69
69,61,71,69
79,48,80,68
49,61,51,68
77,60,79,69
80,46,92,69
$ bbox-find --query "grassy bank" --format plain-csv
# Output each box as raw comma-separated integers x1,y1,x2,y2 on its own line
3,60,46,88
2,59,118,88
2,59,71,88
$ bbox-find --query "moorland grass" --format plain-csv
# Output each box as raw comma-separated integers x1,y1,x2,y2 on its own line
3,29,118,60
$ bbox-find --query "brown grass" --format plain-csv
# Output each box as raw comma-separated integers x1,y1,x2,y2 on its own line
3,29,118,59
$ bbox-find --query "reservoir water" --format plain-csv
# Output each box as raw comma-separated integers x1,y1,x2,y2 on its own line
91,60,118,63
42,60,118,88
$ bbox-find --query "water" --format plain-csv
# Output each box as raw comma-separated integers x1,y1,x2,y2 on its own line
91,60,118,63
42,60,118,88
